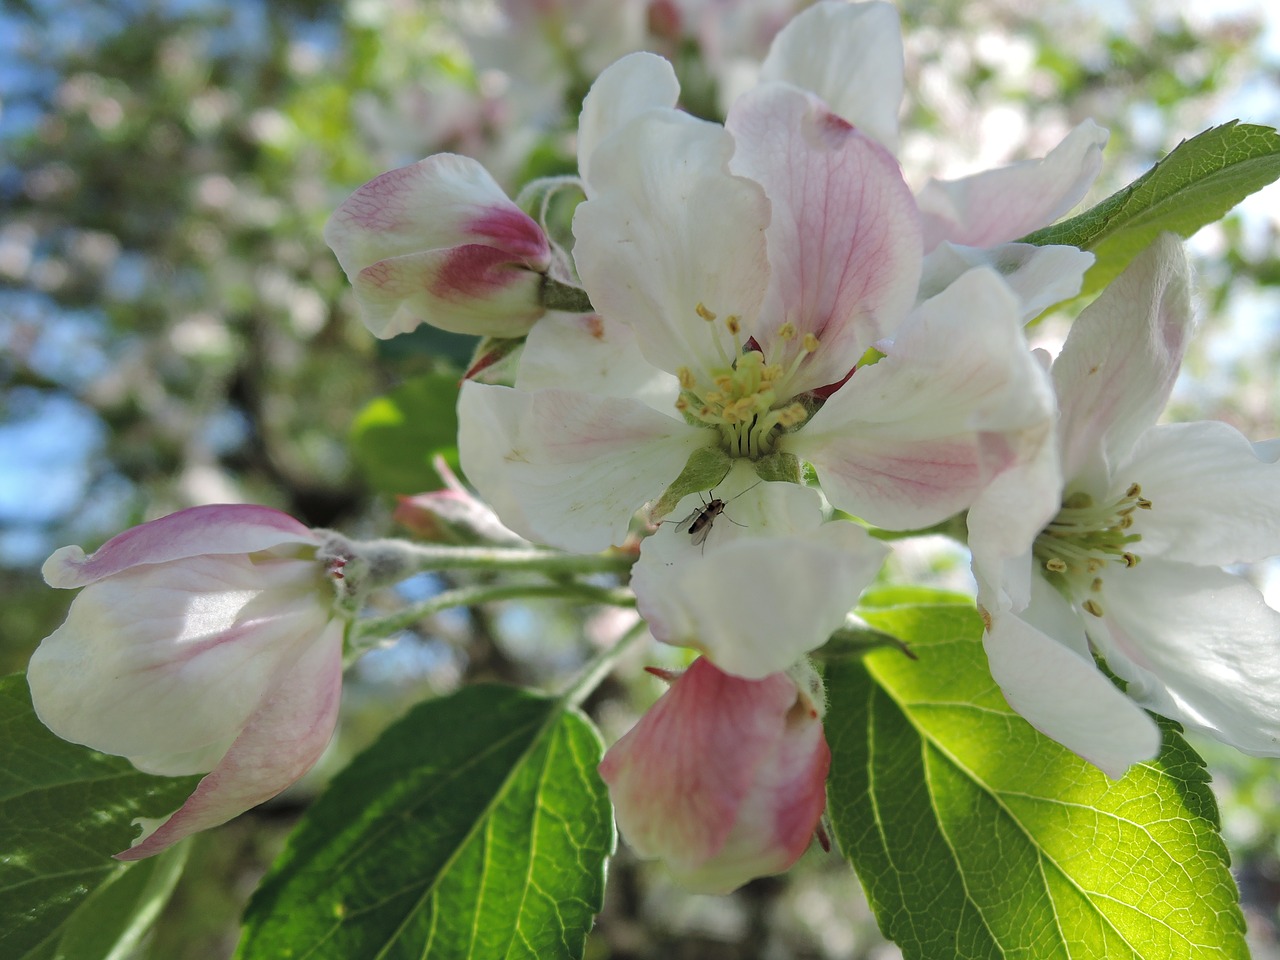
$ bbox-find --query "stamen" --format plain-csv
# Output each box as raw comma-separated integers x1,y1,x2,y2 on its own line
696,302,716,322
1082,599,1104,617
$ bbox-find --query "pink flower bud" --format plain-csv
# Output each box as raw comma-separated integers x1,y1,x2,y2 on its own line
393,456,526,546
598,657,830,894
27,504,346,860
325,154,552,338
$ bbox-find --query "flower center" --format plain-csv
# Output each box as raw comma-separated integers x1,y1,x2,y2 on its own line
673,304,813,459
1033,482,1152,617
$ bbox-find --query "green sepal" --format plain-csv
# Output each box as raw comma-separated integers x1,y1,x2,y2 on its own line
752,451,801,484
649,445,731,521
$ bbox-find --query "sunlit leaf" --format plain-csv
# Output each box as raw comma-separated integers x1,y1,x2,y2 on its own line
825,602,1247,960
238,684,613,960
1023,121,1280,294
0,674,199,960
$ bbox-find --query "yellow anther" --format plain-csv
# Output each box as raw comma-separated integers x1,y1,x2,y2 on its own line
725,315,741,335
775,403,809,427
1126,483,1142,498
1045,557,1068,573
777,322,797,341
1082,599,1104,618
1122,552,1140,567
675,396,689,411
802,332,820,353
677,366,696,389
1138,498,1152,510
696,303,717,322
1091,577,1103,592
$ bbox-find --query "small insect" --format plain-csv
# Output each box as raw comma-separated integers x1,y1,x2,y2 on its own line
672,481,763,549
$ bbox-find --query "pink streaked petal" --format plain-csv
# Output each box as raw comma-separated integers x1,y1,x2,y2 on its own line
324,154,549,276
577,52,680,193
1120,421,1280,565
917,242,1094,322
1053,234,1193,487
1088,560,1280,758
116,623,344,860
572,110,771,377
28,554,335,765
42,504,317,590
511,389,716,553
917,120,1109,251
353,248,546,338
634,483,887,678
516,311,680,413
758,0,903,151
983,577,1160,779
728,83,922,394
788,267,1052,529
599,658,828,893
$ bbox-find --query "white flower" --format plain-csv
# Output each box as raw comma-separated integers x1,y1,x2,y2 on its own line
971,234,1280,777
27,505,346,858
458,5,1068,678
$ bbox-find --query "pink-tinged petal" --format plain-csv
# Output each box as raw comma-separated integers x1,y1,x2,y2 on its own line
634,481,887,678
577,52,680,193
1053,234,1193,488
758,0,903,151
1087,560,1280,758
1120,421,1280,565
117,623,344,860
599,658,829,894
42,504,317,589
352,246,546,338
513,390,715,553
457,382,543,544
786,267,1053,529
918,242,1094,322
325,153,550,275
916,120,1109,251
28,553,335,767
516,311,680,412
572,109,771,377
727,83,922,394
982,576,1160,779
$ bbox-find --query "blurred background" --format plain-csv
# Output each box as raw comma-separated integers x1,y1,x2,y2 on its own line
2,0,1278,956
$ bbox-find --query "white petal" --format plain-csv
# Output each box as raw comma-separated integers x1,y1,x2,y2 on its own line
727,82,922,393
28,554,334,764
786,267,1053,529
758,0,903,151
982,576,1160,778
456,382,542,544
515,311,679,412
577,53,680,193
117,625,344,859
509,388,715,553
634,480,887,679
1119,421,1280,565
1088,559,1280,757
917,120,1109,250
572,109,771,377
917,242,1094,322
42,504,317,589
1053,234,1193,488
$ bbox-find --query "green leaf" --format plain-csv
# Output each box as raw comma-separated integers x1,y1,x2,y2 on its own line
0,674,200,960
1023,121,1280,294
351,372,462,496
825,602,1247,960
238,684,614,960
55,844,190,960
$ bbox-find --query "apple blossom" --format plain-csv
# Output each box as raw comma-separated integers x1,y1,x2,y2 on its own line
27,504,348,859
325,153,554,338
971,234,1280,778
598,657,830,894
459,34,1060,677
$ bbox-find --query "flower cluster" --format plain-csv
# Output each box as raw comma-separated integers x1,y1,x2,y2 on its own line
25,0,1280,901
